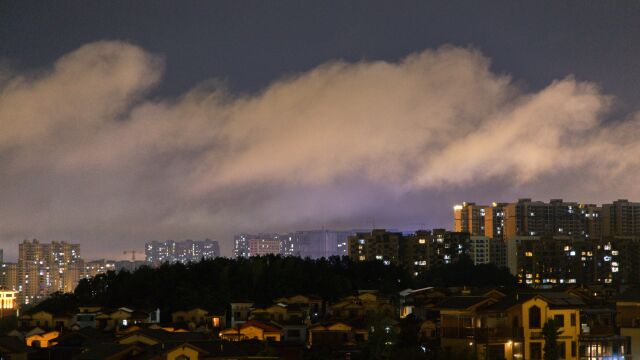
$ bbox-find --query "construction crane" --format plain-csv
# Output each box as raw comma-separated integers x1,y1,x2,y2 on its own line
123,250,138,261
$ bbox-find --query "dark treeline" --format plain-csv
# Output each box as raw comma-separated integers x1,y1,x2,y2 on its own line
32,255,516,320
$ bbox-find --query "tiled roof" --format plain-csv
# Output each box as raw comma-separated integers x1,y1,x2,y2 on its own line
437,296,490,310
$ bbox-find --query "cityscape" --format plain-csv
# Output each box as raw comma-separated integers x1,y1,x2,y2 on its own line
0,198,639,358
3,1,640,360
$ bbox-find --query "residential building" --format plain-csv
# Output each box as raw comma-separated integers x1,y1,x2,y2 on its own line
0,263,18,291
82,259,116,279
468,236,491,265
454,202,490,236
145,239,219,266
233,233,285,258
282,230,354,259
0,287,17,318
219,320,283,341
602,199,640,237
17,239,81,304
486,202,508,240
438,291,583,360
616,287,640,360
348,229,402,264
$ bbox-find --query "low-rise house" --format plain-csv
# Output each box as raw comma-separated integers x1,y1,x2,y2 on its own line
25,330,59,348
219,320,283,342
0,336,30,360
438,291,584,360
171,308,209,324
617,287,640,360
18,310,54,329
399,287,447,320
329,292,394,320
230,302,253,328
308,321,368,348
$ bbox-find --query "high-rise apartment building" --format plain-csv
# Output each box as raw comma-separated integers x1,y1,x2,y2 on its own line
247,238,282,257
485,202,507,240
0,263,18,291
348,229,402,264
145,239,220,266
454,202,489,235
18,239,81,304
233,233,288,258
281,230,357,259
602,199,640,237
503,198,587,238
348,229,473,275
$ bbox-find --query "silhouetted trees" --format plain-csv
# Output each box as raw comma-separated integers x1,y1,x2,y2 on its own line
30,255,515,321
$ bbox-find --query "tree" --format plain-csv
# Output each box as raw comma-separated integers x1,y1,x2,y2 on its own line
542,318,562,360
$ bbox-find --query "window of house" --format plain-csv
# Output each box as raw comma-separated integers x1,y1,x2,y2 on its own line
529,306,541,329
530,342,542,360
557,341,566,358
554,314,565,327
571,341,577,357
570,313,576,326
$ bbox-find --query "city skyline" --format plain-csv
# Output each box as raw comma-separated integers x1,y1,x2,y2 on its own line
2,2,640,261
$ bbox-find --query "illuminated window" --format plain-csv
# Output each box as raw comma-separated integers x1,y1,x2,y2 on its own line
419,239,426,244
525,251,533,257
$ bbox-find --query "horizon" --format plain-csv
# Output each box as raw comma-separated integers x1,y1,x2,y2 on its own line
2,2,640,262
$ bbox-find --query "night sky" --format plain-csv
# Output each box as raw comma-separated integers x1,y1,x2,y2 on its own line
1,1,640,259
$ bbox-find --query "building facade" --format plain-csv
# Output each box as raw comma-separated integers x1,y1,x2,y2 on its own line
145,239,220,265
17,239,81,304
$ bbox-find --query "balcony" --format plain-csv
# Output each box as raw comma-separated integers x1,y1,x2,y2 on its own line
440,327,524,341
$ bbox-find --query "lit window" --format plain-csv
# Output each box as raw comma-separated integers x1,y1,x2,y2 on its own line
525,251,533,257
419,239,426,244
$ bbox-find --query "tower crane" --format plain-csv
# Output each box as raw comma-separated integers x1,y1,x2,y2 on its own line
123,250,138,261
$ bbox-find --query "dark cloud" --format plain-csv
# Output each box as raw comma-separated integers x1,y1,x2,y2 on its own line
0,42,639,259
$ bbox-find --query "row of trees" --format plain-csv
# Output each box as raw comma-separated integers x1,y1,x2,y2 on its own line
32,255,516,320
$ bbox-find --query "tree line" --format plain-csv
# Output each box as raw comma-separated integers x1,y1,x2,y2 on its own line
31,255,516,320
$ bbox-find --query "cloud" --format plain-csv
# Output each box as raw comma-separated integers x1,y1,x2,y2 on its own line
0,41,638,258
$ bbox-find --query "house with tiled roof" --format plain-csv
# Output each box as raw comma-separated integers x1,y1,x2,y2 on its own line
219,320,283,342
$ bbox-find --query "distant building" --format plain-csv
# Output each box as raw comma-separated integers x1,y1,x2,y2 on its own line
454,202,489,236
145,239,220,266
18,239,81,304
602,199,640,236
233,233,286,258
486,202,508,240
348,229,472,274
348,229,403,264
83,259,117,278
114,260,146,272
468,236,491,265
282,230,356,259
0,287,17,318
0,263,17,291
248,239,281,257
